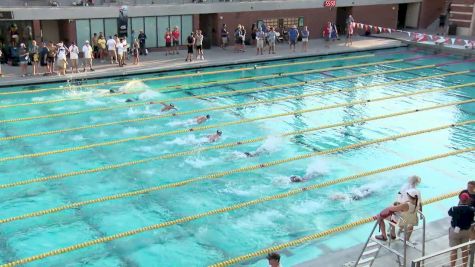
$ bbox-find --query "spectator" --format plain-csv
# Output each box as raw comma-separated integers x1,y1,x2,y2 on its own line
138,30,147,55
106,36,117,64
130,30,135,49
301,26,310,52
240,25,247,52
82,40,94,72
46,41,56,75
97,33,106,61
92,32,98,58
164,28,172,56
234,25,242,52
69,42,79,73
288,25,299,52
251,23,257,46
185,32,194,62
56,42,67,76
122,37,128,62
256,26,265,55
172,26,180,55
459,181,475,239
221,24,229,49
267,27,276,54
267,252,281,267
323,22,331,48
448,193,475,267
345,15,355,46
195,29,204,60
132,39,139,65
116,38,124,67
331,23,338,42
19,43,29,77
39,42,48,74
29,40,40,76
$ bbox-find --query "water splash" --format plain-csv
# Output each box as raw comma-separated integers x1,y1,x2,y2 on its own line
119,80,150,93
166,118,195,127
164,134,209,146
304,158,329,178
184,156,220,169
122,127,140,135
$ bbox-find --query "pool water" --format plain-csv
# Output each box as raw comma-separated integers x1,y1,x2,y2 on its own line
0,46,474,266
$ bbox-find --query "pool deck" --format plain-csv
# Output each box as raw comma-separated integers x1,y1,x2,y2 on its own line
0,36,404,88
295,216,453,267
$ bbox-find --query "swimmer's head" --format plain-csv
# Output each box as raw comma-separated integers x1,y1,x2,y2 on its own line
244,152,252,157
290,175,301,182
217,130,222,136
206,114,210,119
109,89,115,93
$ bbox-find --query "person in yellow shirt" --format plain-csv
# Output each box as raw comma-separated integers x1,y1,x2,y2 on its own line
97,33,106,61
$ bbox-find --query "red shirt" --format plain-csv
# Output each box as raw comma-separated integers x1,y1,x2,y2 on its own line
165,34,171,43
172,30,180,40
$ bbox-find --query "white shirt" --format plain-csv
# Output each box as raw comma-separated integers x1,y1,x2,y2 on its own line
397,183,422,209
82,44,92,58
69,45,79,59
122,40,128,51
106,39,116,50
117,42,124,55
57,47,67,60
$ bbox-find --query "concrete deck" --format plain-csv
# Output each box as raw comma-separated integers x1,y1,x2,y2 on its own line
296,217,454,267
0,36,404,87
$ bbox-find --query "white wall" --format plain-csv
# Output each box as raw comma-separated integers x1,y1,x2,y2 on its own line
8,0,422,20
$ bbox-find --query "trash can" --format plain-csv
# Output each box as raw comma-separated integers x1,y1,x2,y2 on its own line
448,23,457,35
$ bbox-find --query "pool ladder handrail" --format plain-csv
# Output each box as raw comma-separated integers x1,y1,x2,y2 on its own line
353,211,426,267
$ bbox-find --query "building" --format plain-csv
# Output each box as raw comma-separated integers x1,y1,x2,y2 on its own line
0,0,462,50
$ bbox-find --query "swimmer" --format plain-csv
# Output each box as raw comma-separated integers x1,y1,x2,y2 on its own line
196,114,210,124
243,149,266,158
330,186,373,201
125,97,139,103
161,102,177,112
290,175,309,183
109,89,128,94
208,130,222,142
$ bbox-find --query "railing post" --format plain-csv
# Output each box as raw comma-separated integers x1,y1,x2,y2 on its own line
469,242,475,267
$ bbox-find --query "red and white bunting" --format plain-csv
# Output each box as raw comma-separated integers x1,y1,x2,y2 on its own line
388,28,392,34
451,38,456,45
378,27,382,32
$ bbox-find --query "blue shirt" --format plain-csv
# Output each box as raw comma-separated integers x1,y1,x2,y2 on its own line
289,28,298,40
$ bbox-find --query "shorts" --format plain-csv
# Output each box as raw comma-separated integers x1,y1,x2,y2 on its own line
173,40,179,46
222,37,228,44
166,42,171,47
196,45,202,50
93,46,99,53
439,15,447,27
256,39,264,48
302,37,309,42
324,36,330,41
47,57,55,63
187,45,193,54
449,227,470,247
235,38,241,44
290,39,296,45
57,59,66,69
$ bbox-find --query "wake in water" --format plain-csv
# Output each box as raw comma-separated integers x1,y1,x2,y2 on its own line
164,134,210,146
329,179,394,202
288,158,329,183
229,136,284,159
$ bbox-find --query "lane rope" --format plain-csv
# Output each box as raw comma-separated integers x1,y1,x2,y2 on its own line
0,82,472,162
209,191,462,266
0,57,396,109
0,72,469,142
1,98,473,190
0,64,441,124
1,155,469,267
1,120,472,225
0,54,375,96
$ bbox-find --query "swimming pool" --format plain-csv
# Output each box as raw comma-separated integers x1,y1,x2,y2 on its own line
0,46,474,267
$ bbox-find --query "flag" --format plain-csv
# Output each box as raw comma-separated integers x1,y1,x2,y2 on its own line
428,35,433,40
378,27,382,32
451,38,456,45
388,29,392,34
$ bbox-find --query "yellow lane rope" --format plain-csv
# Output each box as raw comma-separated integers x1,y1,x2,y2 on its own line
0,54,374,96
0,64,442,124
0,72,469,142
1,154,469,267
210,191,462,267
1,120,472,225
1,98,473,190
0,82,472,162
0,57,396,109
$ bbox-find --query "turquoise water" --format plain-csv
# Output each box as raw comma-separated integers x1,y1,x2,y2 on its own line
0,46,474,266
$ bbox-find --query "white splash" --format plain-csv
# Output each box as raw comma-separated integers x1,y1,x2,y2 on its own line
256,135,283,154
70,135,85,141
166,118,195,127
122,127,140,135
304,158,329,178
184,156,220,168
119,80,150,93
138,89,161,101
164,134,209,146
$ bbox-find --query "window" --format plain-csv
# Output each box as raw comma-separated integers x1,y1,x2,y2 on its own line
259,17,302,30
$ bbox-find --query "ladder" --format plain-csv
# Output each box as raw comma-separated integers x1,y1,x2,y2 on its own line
353,211,426,267
352,222,383,267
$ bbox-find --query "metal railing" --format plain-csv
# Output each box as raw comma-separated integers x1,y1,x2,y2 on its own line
412,239,475,267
